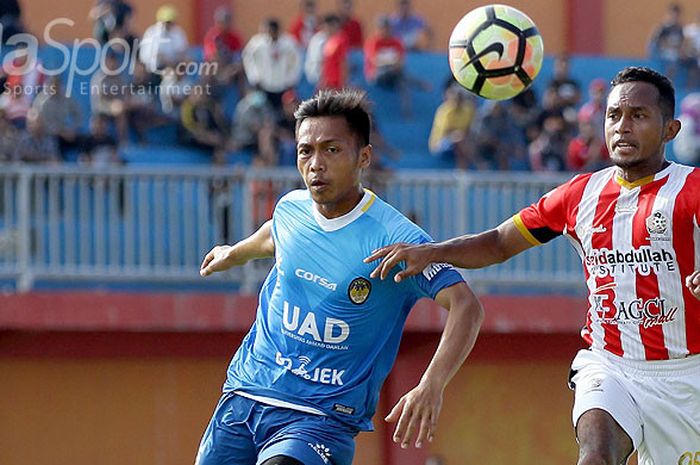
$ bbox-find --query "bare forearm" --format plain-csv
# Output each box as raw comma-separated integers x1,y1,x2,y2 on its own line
428,229,509,269
385,283,483,449
231,220,274,263
200,220,274,276
421,294,484,388
367,218,534,283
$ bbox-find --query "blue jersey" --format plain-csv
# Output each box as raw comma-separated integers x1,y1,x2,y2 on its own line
224,189,464,431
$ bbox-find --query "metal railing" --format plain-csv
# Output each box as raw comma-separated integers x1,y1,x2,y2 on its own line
0,165,584,293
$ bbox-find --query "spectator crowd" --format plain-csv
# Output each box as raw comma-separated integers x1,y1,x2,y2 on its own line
0,0,698,171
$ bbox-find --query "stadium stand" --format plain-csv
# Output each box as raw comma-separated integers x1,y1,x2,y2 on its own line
15,45,692,170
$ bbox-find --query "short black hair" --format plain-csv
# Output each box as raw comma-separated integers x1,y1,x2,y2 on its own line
323,14,341,26
264,18,280,33
610,66,676,120
294,89,372,147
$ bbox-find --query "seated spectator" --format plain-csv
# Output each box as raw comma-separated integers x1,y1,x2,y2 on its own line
242,18,302,113
474,101,528,170
305,15,333,85
529,111,569,172
0,0,23,43
179,88,229,165
90,51,128,144
674,93,700,166
288,0,318,49
0,109,19,163
566,112,609,172
231,87,276,160
388,0,432,51
270,89,301,166
534,86,566,137
337,0,363,49
648,3,686,81
364,16,410,114
159,66,196,119
124,61,170,143
428,81,476,170
509,87,541,148
364,16,404,85
89,0,133,45
202,6,244,89
139,4,189,74
203,7,243,63
32,75,83,159
545,54,581,132
14,110,60,164
0,84,32,128
578,78,607,137
1,43,44,127
683,12,700,88
318,15,349,90
78,114,123,167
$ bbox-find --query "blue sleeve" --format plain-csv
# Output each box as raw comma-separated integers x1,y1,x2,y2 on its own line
395,223,465,300
411,262,464,299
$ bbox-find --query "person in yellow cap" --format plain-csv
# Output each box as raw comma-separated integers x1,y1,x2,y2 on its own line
139,4,189,73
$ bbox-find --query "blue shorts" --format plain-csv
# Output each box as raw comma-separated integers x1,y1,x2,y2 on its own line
195,393,357,465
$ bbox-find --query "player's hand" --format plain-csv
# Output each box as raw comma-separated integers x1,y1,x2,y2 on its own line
385,379,443,449
364,243,435,282
199,245,243,277
686,271,700,301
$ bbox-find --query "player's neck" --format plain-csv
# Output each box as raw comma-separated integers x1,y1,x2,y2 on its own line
315,187,365,219
615,158,670,184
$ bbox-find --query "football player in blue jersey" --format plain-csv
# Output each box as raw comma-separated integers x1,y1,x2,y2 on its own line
197,88,484,465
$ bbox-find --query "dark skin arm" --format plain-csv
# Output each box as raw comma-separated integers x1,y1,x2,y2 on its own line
365,217,535,282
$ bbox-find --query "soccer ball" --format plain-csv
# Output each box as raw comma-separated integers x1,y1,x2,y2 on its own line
448,4,544,100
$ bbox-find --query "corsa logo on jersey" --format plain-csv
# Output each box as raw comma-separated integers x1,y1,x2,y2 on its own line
678,451,700,465
590,295,678,328
584,246,675,277
295,268,337,291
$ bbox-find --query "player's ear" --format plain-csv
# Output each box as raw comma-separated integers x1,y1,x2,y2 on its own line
663,118,681,143
359,144,372,169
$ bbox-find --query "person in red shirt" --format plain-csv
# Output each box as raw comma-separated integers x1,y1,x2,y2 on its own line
337,0,363,48
363,15,405,86
203,7,242,62
288,0,318,49
567,110,609,171
203,7,244,89
364,15,417,116
319,15,349,90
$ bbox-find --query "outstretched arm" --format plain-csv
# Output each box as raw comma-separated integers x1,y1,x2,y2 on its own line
686,271,700,301
365,217,535,282
386,281,484,449
200,220,275,277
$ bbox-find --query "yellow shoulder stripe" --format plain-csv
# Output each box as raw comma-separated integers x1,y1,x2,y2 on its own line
361,190,376,212
512,213,542,246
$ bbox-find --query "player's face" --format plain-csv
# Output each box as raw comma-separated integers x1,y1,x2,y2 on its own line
604,81,680,176
296,115,371,218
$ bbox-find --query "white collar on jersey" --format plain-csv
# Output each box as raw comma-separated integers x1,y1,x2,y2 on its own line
312,189,375,232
